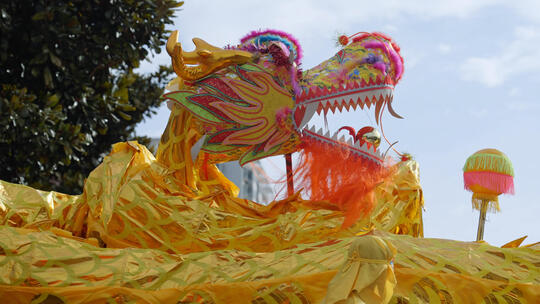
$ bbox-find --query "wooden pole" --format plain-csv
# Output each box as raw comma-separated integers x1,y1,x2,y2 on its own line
476,199,489,241
285,153,294,196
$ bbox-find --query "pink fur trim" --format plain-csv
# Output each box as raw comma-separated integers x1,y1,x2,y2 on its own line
464,171,515,195
362,40,404,81
372,61,387,74
289,66,301,96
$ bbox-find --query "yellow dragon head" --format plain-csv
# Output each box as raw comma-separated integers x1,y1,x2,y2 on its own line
162,30,404,166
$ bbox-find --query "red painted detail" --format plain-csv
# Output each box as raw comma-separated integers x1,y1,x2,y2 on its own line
294,105,306,127
208,130,236,144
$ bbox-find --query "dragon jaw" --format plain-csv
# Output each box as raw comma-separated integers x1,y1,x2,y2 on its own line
293,84,392,164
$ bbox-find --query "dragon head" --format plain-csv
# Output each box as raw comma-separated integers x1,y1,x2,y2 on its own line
162,30,404,166
295,32,404,164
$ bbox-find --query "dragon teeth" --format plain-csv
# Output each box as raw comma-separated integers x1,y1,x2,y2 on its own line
323,130,331,138
298,103,317,129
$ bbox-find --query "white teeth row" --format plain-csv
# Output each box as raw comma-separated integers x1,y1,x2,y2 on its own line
295,88,393,129
303,125,384,159
297,102,317,129
315,89,394,115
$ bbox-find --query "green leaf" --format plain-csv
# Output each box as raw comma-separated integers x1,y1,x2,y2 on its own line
118,111,132,120
31,11,48,21
0,0,176,193
49,53,63,68
43,67,53,88
47,94,60,107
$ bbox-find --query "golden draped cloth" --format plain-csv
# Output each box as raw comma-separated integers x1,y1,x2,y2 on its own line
0,108,538,303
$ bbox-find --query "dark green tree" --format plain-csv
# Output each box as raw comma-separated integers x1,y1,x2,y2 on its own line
0,0,181,193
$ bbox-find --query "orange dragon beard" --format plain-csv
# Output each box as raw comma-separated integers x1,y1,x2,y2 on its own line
296,139,396,228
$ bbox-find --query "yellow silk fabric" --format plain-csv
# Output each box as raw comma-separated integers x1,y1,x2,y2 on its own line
0,226,538,303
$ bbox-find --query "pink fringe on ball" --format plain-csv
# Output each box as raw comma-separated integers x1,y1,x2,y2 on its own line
463,171,515,195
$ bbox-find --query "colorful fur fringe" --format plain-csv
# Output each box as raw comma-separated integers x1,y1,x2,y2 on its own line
240,29,303,65
295,139,395,228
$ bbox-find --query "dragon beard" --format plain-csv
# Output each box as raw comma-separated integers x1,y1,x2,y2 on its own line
296,138,395,228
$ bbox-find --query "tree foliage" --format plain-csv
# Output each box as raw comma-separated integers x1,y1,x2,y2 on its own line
0,0,181,193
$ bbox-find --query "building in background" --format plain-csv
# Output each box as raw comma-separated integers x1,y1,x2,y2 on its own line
148,138,274,203
216,161,274,203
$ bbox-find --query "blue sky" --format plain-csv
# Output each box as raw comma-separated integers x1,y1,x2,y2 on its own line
136,0,540,246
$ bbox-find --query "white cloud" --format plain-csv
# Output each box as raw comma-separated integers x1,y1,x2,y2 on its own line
400,47,425,70
437,43,452,54
176,0,540,35
508,87,520,97
460,57,503,87
505,101,540,111
467,108,489,118
382,24,398,32
509,0,540,24
165,1,540,68
459,26,540,87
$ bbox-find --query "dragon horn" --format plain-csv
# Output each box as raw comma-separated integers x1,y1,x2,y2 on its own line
166,30,254,81
166,30,180,56
167,30,204,81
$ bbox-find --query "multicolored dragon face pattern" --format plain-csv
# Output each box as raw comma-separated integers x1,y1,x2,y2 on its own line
163,30,404,166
